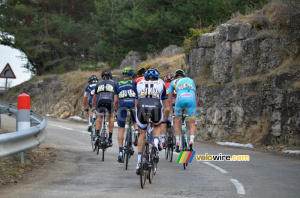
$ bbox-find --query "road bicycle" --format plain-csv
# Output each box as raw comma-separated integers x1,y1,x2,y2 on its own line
123,109,135,170
180,110,189,170
95,111,109,161
165,117,175,162
140,113,158,189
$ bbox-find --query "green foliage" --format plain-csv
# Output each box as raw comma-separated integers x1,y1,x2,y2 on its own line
183,26,213,53
0,0,270,75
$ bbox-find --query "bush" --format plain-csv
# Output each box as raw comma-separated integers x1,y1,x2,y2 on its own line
183,26,213,54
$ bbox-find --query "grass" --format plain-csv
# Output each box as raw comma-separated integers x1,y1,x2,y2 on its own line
294,82,300,89
138,54,187,77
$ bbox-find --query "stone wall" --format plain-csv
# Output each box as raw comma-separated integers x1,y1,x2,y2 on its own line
188,23,300,147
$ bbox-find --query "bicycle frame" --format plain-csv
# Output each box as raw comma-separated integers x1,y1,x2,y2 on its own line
180,110,189,169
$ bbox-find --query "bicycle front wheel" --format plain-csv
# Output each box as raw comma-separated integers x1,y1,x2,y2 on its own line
140,141,148,189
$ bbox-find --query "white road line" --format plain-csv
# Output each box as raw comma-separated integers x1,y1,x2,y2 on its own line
80,131,90,134
203,162,228,174
49,124,73,130
230,179,246,195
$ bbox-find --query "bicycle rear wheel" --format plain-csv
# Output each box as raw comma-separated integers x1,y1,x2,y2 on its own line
101,135,105,162
125,134,130,170
140,141,148,189
170,135,174,162
182,133,186,170
165,137,169,160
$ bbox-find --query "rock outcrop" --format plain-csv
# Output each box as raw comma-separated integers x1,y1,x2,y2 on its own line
119,51,142,69
188,23,300,147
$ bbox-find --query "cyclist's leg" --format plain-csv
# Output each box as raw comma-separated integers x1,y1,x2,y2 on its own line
160,123,166,148
152,106,164,161
95,114,103,138
136,104,147,174
117,106,127,162
174,100,183,151
186,98,198,150
87,99,93,132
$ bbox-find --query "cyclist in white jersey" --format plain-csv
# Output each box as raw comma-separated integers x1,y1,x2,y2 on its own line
135,68,170,175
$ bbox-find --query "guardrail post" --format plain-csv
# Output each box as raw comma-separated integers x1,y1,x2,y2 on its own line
17,93,31,164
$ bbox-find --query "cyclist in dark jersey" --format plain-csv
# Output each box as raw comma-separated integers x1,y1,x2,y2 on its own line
92,71,116,147
114,67,138,163
83,75,98,132
135,68,170,174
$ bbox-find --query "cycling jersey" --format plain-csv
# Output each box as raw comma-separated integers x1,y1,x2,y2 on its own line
84,83,97,107
135,79,167,129
95,79,116,114
165,81,177,106
114,79,137,127
169,77,198,118
134,76,144,83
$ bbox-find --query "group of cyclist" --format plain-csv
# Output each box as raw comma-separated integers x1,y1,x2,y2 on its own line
83,66,198,174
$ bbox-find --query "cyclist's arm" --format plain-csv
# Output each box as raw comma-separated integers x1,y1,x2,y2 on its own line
83,96,88,109
135,98,138,110
114,95,119,111
162,99,170,120
92,93,97,110
196,92,199,108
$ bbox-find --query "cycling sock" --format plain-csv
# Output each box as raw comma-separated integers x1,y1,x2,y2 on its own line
119,147,123,153
138,153,142,164
153,137,159,148
89,116,92,126
135,129,139,134
161,135,166,143
176,136,180,144
109,132,112,139
96,130,100,136
190,135,195,144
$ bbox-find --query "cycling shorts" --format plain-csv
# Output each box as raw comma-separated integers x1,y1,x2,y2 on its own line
174,93,198,118
96,99,114,115
117,103,136,128
136,98,163,130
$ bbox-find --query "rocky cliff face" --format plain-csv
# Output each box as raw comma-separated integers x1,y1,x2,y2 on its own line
188,23,300,148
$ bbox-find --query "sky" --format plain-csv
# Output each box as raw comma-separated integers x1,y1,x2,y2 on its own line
0,45,32,87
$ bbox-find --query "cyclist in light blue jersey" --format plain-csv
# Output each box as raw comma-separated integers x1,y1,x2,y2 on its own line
168,69,198,152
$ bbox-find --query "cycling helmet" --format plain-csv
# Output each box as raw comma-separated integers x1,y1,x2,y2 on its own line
150,67,160,75
164,73,174,82
174,69,186,77
144,68,159,80
101,70,112,79
122,67,135,77
88,75,99,84
137,67,146,76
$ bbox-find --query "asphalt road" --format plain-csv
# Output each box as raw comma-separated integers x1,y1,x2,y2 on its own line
1,117,300,198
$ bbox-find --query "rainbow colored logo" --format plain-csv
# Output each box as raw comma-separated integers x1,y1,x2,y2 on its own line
176,151,196,163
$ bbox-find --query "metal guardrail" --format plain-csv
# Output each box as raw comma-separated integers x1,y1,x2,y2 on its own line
0,101,47,158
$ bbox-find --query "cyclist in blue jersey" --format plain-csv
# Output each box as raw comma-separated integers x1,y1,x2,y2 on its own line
168,69,198,152
83,75,99,132
114,67,139,163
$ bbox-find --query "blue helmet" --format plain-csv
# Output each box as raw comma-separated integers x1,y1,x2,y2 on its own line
174,69,186,78
88,75,99,83
144,68,159,80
